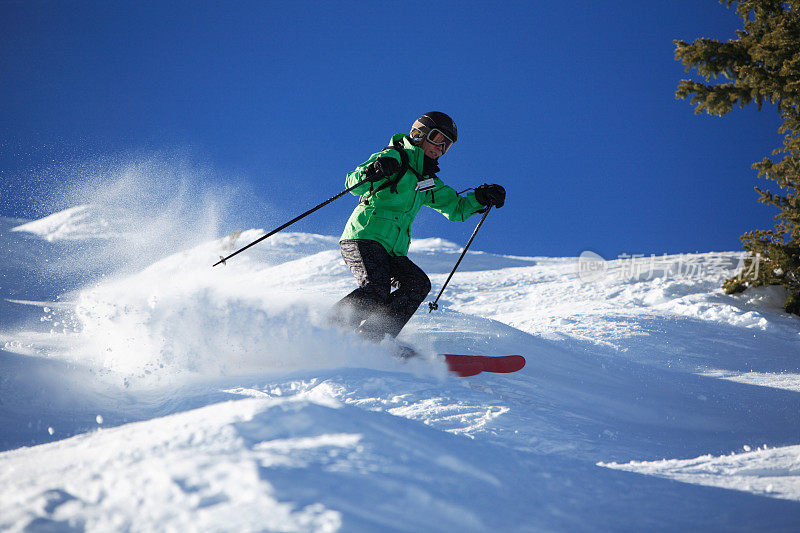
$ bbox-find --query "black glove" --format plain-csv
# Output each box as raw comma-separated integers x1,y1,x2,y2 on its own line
422,155,439,176
364,157,400,182
474,184,506,208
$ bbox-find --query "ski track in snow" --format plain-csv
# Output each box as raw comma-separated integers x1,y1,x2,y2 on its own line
2,204,800,532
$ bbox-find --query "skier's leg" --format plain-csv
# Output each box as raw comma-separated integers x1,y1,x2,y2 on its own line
367,255,431,339
329,240,392,330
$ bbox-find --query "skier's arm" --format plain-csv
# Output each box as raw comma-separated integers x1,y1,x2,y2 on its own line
424,179,486,221
345,150,402,196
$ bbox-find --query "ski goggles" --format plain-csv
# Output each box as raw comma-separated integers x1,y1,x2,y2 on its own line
425,128,455,153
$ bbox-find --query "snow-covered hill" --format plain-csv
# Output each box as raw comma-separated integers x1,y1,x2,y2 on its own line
2,205,800,532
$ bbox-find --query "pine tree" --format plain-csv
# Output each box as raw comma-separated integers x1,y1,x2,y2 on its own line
675,0,800,315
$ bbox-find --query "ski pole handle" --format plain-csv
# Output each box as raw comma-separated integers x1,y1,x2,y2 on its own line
213,176,371,267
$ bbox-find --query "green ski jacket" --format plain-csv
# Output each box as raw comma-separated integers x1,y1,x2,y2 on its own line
340,134,485,257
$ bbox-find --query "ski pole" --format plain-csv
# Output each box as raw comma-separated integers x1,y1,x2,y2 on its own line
428,206,492,312
213,176,372,267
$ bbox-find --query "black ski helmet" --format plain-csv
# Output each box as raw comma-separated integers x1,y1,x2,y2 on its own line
410,111,458,144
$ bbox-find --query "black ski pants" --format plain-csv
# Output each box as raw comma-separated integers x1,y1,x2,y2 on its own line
331,239,431,342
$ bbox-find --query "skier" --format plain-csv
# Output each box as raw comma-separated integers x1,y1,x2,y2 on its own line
330,111,506,344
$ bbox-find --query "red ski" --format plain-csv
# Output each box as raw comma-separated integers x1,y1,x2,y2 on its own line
441,354,526,377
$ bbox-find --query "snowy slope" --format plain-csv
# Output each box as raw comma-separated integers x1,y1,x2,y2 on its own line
2,205,800,532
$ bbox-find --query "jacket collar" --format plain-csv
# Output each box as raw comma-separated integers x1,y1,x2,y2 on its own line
388,134,424,172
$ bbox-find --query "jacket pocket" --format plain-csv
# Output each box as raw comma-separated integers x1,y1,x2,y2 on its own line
369,209,402,248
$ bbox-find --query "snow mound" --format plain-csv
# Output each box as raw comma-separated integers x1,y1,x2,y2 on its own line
409,237,462,252
600,444,800,502
0,397,345,532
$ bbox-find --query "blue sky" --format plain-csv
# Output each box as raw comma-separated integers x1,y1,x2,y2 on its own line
0,1,782,259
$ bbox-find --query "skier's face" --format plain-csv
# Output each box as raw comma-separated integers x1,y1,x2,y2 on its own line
421,138,445,159
419,129,453,159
